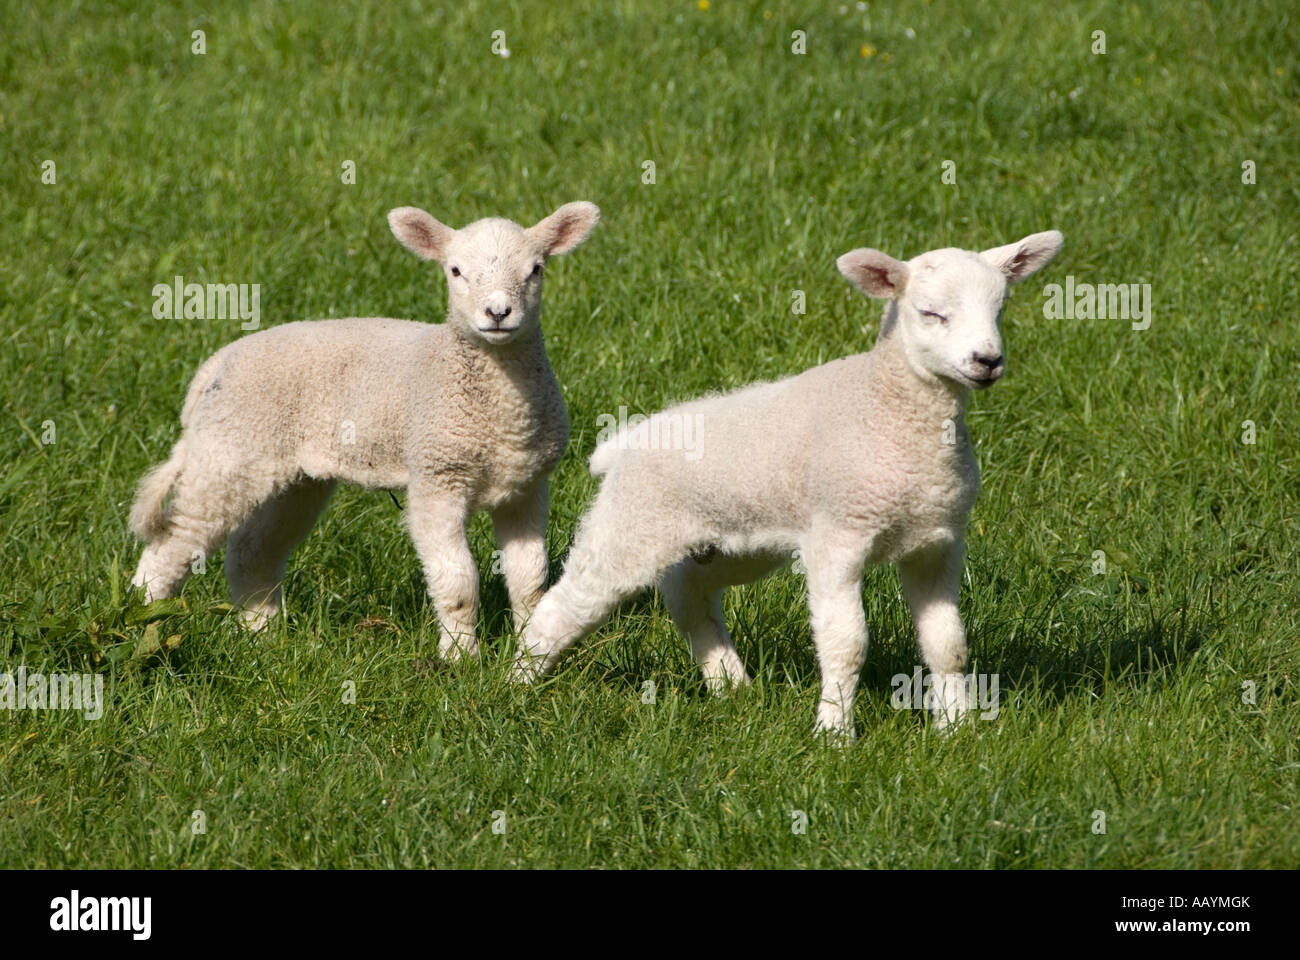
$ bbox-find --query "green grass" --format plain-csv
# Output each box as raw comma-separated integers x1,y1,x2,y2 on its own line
1,0,1297,868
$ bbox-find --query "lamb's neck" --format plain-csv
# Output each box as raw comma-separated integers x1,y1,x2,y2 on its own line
448,324,556,397
871,325,970,430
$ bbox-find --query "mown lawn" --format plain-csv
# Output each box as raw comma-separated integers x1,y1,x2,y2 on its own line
1,0,1296,867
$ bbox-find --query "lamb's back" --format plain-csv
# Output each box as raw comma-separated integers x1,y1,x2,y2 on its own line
597,346,978,558
181,318,440,486
595,369,821,533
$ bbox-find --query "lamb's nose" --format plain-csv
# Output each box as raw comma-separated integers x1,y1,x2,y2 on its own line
973,352,1003,370
485,304,512,321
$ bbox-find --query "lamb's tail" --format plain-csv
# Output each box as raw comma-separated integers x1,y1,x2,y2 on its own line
130,356,223,540
129,446,184,541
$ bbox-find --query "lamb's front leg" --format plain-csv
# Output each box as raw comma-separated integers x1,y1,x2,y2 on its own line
407,486,479,661
898,541,970,732
491,480,550,633
804,540,869,741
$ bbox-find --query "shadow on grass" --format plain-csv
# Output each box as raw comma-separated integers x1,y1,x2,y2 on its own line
860,577,1222,708
19,536,1218,726
528,566,1223,716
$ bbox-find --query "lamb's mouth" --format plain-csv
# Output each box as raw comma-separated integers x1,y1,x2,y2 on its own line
477,325,520,340
956,366,1004,388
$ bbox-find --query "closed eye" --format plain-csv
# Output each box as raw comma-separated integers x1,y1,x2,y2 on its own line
921,309,948,324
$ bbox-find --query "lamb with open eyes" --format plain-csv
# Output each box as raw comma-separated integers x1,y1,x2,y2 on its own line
129,201,600,657
513,231,1063,739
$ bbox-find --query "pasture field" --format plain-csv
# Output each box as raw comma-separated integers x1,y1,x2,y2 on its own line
1,0,1296,868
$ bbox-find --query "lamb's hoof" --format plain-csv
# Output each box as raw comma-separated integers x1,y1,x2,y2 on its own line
702,671,751,697
437,641,479,664
931,709,970,737
812,715,857,746
510,654,544,684
929,672,971,735
238,606,277,632
130,576,163,605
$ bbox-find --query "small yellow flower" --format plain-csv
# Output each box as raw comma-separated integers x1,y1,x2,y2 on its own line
860,43,875,57
881,51,892,61
1277,67,1285,76
698,0,709,10
763,9,773,19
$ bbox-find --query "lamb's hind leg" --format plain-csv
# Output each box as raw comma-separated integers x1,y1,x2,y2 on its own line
660,553,780,694
512,486,692,681
133,533,208,604
132,467,270,604
225,478,336,630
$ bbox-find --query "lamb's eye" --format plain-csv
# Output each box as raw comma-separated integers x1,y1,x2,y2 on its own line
922,310,948,324
450,266,461,277
530,262,543,278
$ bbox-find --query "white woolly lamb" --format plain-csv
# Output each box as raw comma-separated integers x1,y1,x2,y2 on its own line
130,201,600,656
513,231,1063,738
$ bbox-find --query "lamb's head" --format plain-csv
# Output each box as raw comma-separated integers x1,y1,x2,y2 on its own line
837,230,1063,390
388,201,600,345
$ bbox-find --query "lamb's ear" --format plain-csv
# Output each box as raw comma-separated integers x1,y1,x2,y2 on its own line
388,207,454,262
837,249,909,298
980,230,1064,284
528,201,600,256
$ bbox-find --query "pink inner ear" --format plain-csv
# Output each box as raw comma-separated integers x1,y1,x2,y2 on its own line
543,212,595,254
390,208,449,260
548,217,580,251
839,249,906,297
1006,248,1032,276
862,261,904,296
408,221,438,249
